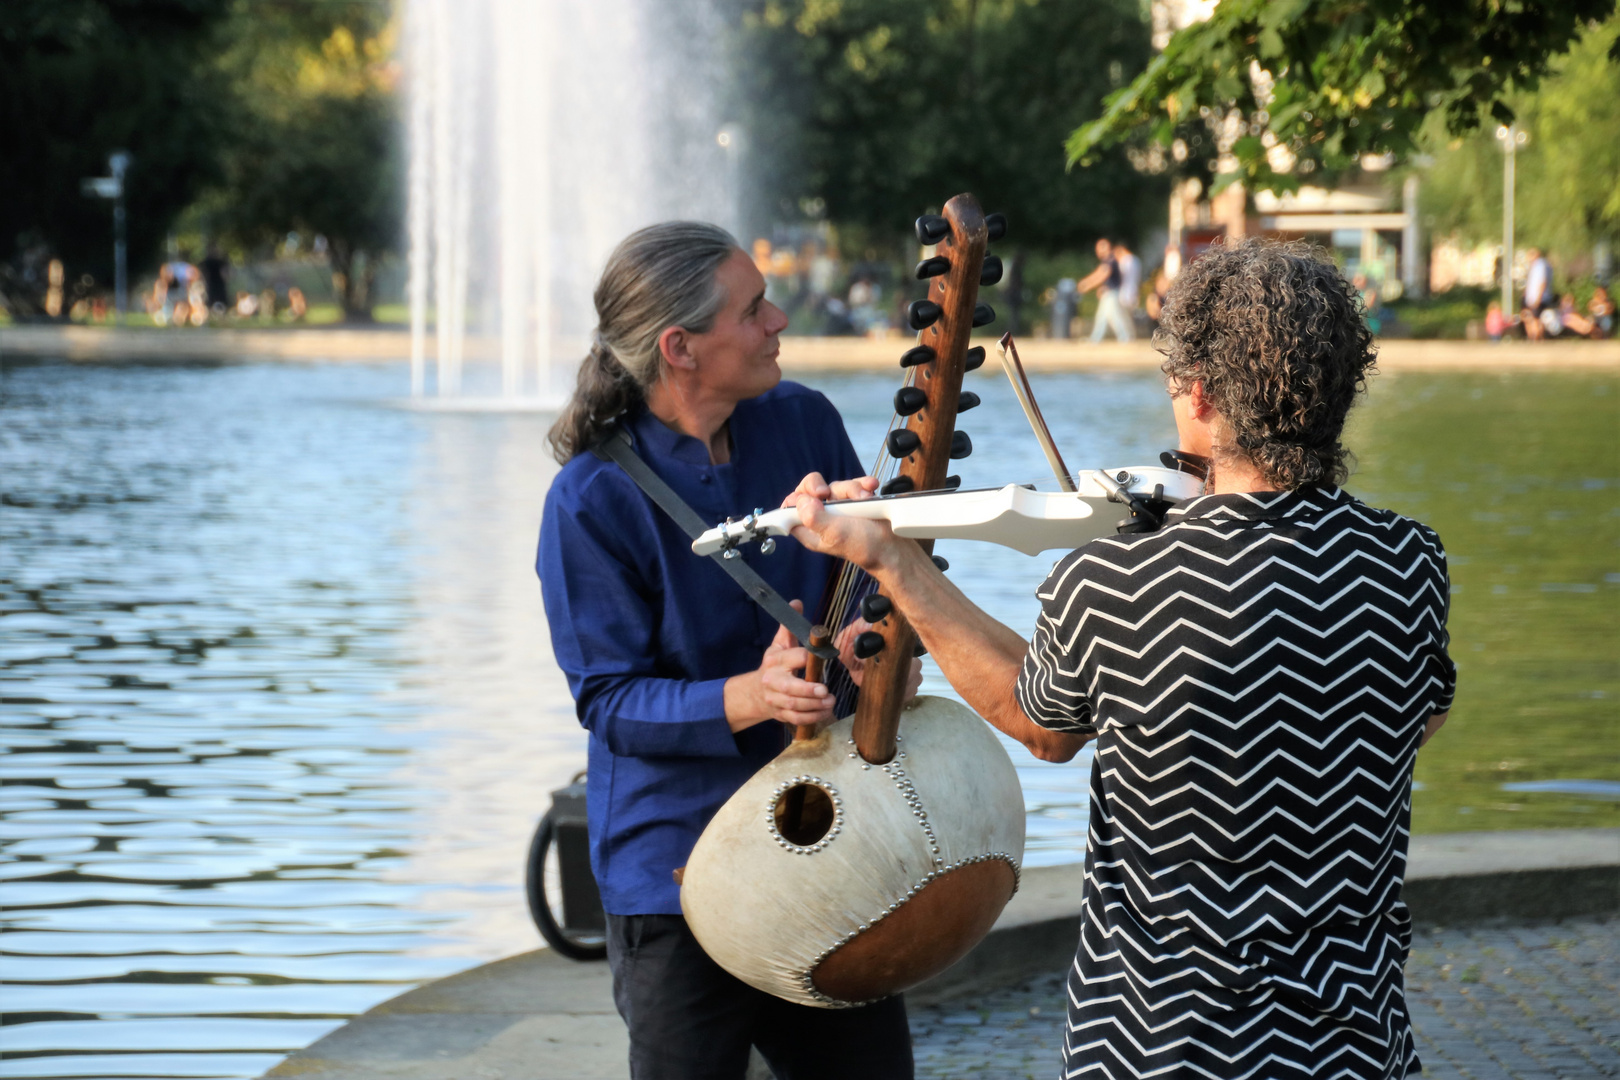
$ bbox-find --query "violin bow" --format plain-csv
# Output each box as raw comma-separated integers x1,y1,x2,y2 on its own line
995,333,1076,493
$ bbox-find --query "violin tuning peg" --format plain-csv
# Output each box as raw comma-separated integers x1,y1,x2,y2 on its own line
980,255,1003,286
964,346,985,371
887,429,922,458
894,386,928,416
931,554,949,572
943,475,962,490
949,430,973,460
985,212,1008,241
860,594,893,622
907,299,943,331
914,639,928,657
900,345,936,368
881,475,915,496
971,302,996,327
853,630,887,659
956,391,980,413
915,214,949,245
914,256,950,279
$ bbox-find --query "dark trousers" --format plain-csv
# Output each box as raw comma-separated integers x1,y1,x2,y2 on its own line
607,913,914,1080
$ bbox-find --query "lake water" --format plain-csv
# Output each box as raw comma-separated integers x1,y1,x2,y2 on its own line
1,357,1615,1079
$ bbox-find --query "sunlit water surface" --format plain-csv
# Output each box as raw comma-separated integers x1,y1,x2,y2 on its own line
3,359,1613,1078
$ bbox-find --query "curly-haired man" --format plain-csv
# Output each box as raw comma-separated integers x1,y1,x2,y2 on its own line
792,238,1456,1079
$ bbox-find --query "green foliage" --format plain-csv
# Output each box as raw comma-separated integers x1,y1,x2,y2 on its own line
1068,0,1617,195
0,0,233,314
1419,14,1620,265
1386,288,1492,339
735,0,1167,252
198,6,401,319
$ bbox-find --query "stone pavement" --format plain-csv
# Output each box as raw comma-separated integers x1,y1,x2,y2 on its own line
908,916,1619,1080
263,830,1619,1079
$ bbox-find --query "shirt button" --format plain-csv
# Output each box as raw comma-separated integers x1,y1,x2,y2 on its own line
701,474,712,484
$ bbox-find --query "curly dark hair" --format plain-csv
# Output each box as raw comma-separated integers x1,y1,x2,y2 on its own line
1155,237,1378,490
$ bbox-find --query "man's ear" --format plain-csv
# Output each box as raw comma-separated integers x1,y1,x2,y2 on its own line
658,325,697,373
1187,379,1216,421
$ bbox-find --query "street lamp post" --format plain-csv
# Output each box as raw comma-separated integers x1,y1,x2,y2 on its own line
81,151,131,324
1494,125,1528,318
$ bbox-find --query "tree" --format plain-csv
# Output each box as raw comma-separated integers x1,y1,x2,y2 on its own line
1419,14,1620,269
0,0,233,318
200,7,401,321
1067,0,1618,195
735,0,1166,251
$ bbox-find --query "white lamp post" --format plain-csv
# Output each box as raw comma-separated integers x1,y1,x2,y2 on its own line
80,152,131,324
1494,124,1528,317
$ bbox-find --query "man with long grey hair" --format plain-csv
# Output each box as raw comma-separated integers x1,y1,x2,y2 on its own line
539,222,916,1079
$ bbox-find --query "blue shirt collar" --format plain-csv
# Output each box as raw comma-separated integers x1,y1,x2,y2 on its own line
628,404,718,467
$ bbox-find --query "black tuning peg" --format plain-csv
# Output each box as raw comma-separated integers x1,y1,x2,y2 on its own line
853,631,887,659
887,429,921,458
907,300,942,330
860,594,893,622
894,386,928,416
881,475,915,496
914,256,950,279
915,215,949,245
900,345,935,368
956,391,980,413
943,474,962,490
914,640,928,657
972,302,996,327
931,554,950,572
985,212,1008,241
964,346,985,371
949,431,972,459
980,255,1003,286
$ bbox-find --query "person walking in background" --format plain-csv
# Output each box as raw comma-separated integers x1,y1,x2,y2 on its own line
1521,248,1553,340
1078,238,1133,342
1115,240,1142,333
201,246,231,316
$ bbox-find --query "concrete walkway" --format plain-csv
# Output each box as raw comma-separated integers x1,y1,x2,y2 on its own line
4,324,1619,371
263,829,1619,1080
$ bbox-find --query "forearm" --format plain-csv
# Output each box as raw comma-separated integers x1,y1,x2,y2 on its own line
871,543,1089,762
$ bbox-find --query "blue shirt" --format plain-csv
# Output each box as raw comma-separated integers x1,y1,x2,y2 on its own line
537,382,864,914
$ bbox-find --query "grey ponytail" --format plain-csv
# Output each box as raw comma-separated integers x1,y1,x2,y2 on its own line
548,221,740,463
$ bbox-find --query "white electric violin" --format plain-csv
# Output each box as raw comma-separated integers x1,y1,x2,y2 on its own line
693,333,1207,560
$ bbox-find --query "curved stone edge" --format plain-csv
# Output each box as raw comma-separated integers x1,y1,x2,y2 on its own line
261,828,1620,1079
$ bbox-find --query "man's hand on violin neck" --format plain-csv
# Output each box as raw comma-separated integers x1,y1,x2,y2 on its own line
781,471,878,510
790,478,906,575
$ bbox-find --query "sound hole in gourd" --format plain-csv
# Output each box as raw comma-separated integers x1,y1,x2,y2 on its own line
773,783,836,846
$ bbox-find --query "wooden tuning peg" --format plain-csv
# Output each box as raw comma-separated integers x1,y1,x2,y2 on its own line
915,215,949,245
887,429,922,457
860,594,893,622
894,386,928,416
881,475,915,496
907,300,942,330
853,631,887,659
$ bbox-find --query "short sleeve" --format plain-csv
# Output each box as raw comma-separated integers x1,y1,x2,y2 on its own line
1428,540,1458,714
1014,565,1097,734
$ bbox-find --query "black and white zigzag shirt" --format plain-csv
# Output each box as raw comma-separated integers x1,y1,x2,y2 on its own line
1016,486,1455,1080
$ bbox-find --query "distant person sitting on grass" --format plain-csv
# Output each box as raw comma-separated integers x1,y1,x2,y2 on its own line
284,287,307,322
1588,286,1615,339
235,291,259,319
1484,300,1512,341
